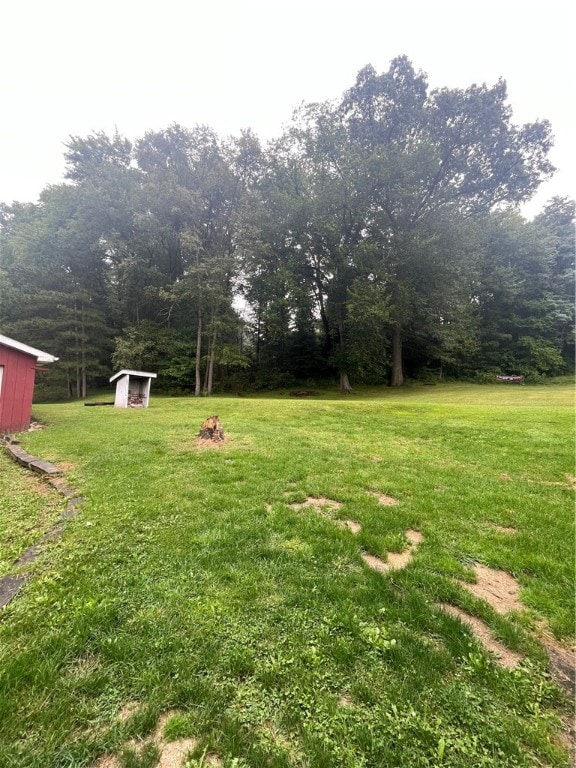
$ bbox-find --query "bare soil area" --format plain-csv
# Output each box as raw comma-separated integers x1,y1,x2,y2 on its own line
460,563,522,614
337,519,362,534
369,492,399,505
362,529,423,573
93,709,221,768
438,603,523,668
491,524,517,535
289,497,342,512
459,565,575,700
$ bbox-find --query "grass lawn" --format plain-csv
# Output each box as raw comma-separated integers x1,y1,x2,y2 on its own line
0,383,574,767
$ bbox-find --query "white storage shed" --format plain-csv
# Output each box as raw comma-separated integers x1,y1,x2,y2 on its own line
110,370,157,408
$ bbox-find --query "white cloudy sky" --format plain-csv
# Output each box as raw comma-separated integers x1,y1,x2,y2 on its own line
1,0,573,218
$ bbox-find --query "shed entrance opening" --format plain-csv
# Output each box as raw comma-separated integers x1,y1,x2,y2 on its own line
109,370,157,409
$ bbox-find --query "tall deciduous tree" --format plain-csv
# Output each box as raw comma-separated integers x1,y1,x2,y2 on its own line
0,61,563,397
130,124,249,394
243,56,553,389
338,56,554,384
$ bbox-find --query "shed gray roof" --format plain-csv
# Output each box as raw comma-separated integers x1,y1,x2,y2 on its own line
109,369,157,383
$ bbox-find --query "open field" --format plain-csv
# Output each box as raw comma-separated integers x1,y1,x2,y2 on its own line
0,383,574,767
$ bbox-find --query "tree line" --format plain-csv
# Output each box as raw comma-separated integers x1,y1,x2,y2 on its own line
1,56,574,398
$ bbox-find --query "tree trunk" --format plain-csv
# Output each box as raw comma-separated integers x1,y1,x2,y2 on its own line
195,313,202,397
337,318,353,393
339,371,353,394
203,336,211,393
313,270,331,355
391,326,404,386
81,302,87,399
198,415,225,442
207,331,216,395
255,304,262,364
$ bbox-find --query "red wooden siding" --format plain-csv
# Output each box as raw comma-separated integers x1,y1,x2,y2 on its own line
0,344,38,433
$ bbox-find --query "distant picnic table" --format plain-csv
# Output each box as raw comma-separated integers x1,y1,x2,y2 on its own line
495,375,524,383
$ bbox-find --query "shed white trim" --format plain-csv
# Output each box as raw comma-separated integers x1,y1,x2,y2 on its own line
109,369,157,383
0,334,59,363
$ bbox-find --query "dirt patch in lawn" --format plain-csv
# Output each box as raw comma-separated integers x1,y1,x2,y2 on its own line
93,709,219,768
289,497,342,512
438,603,523,669
546,641,576,697
460,563,522,614
194,435,231,449
491,524,517,535
529,474,576,490
118,701,141,722
93,756,117,768
57,461,77,472
24,473,56,496
535,622,576,697
500,472,575,490
157,740,202,768
362,529,423,573
361,552,389,573
369,492,399,506
337,519,362,534
459,567,575,699
534,626,576,766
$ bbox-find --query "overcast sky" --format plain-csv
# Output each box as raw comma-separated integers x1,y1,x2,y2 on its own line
1,0,573,218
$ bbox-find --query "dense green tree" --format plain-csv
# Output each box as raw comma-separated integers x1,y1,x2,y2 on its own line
128,124,250,394
533,197,575,367
0,60,566,398
337,56,554,384
64,130,133,182
241,56,554,389
471,208,572,377
0,185,113,397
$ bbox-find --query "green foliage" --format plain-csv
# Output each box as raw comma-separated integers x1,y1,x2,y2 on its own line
517,337,566,376
469,208,574,377
64,130,133,182
0,59,572,396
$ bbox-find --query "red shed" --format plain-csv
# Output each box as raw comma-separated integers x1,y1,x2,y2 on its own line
0,335,59,434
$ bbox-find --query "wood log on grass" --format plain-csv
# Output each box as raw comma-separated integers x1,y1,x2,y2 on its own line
198,415,225,442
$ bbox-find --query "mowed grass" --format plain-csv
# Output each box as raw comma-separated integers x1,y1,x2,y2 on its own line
0,453,64,578
0,383,573,767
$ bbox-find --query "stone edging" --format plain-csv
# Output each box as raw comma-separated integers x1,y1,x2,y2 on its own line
0,437,83,609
